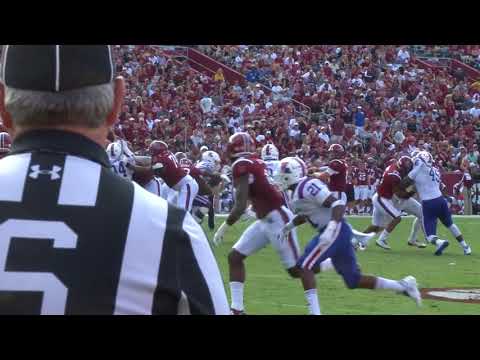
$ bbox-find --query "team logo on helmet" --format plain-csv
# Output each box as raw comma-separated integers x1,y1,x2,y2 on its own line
261,143,279,161
279,157,307,190
106,142,123,162
179,158,193,167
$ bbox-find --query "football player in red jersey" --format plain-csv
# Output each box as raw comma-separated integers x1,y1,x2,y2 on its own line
309,144,348,203
149,140,199,212
362,156,427,250
213,132,302,314
352,161,370,215
0,132,11,159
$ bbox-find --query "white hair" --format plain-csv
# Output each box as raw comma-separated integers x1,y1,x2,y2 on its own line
4,82,115,128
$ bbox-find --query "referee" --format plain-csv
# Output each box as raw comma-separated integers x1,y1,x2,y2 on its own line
0,45,229,315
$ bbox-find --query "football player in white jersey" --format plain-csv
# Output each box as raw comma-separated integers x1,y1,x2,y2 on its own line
261,143,281,182
106,141,136,180
279,157,421,314
400,151,472,255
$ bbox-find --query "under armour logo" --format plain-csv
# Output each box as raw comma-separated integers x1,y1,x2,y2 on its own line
29,165,62,180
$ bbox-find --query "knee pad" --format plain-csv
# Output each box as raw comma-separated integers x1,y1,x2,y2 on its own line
449,224,462,238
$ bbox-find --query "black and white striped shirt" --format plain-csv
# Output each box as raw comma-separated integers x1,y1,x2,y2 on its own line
0,130,229,315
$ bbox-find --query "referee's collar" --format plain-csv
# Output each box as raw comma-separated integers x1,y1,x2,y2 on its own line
10,129,111,167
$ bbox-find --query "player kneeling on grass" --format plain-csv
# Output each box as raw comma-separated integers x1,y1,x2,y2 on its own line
213,132,302,315
362,156,428,250
278,157,422,315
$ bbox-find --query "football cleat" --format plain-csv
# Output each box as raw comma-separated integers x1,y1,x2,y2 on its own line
463,245,472,255
230,308,246,315
376,238,391,250
434,239,449,256
399,276,422,307
407,239,427,248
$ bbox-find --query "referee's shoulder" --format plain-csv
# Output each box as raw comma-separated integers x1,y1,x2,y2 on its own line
129,181,205,238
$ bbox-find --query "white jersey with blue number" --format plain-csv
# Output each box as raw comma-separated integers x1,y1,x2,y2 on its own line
264,160,281,184
407,159,442,201
110,155,135,181
291,177,334,229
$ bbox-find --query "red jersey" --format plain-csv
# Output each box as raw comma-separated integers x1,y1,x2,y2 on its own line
328,159,347,192
180,163,202,182
377,163,401,199
152,151,186,188
232,155,284,219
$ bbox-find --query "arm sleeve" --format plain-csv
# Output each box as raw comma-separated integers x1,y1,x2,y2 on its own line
232,160,251,185
327,160,343,175
325,167,339,175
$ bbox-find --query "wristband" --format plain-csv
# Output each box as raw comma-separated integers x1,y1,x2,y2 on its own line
331,199,346,208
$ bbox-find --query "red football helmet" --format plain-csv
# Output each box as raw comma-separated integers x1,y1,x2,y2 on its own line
179,158,193,168
175,152,187,161
227,132,255,159
397,156,413,176
328,143,345,160
0,132,12,151
149,140,168,157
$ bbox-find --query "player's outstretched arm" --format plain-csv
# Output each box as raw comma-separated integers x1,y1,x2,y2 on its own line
213,175,249,246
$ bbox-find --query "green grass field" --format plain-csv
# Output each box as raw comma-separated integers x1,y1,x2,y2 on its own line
204,216,480,315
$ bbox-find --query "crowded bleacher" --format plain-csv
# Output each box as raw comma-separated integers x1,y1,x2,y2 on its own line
78,46,480,214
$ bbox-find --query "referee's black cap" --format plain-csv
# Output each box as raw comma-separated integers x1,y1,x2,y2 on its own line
0,45,114,92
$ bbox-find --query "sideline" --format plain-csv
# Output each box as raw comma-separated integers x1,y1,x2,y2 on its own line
215,214,480,219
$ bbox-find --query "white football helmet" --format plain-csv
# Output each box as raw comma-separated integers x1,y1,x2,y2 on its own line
414,150,434,167
261,143,279,161
118,139,134,158
202,150,221,172
106,142,123,162
278,157,307,190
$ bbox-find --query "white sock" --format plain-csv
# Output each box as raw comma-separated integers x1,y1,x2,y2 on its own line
304,289,321,315
230,281,244,311
459,240,468,248
428,235,439,245
320,258,334,272
378,229,390,242
374,277,405,292
448,224,462,238
408,217,420,242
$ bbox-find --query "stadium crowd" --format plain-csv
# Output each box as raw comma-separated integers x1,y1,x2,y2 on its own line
101,45,480,213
